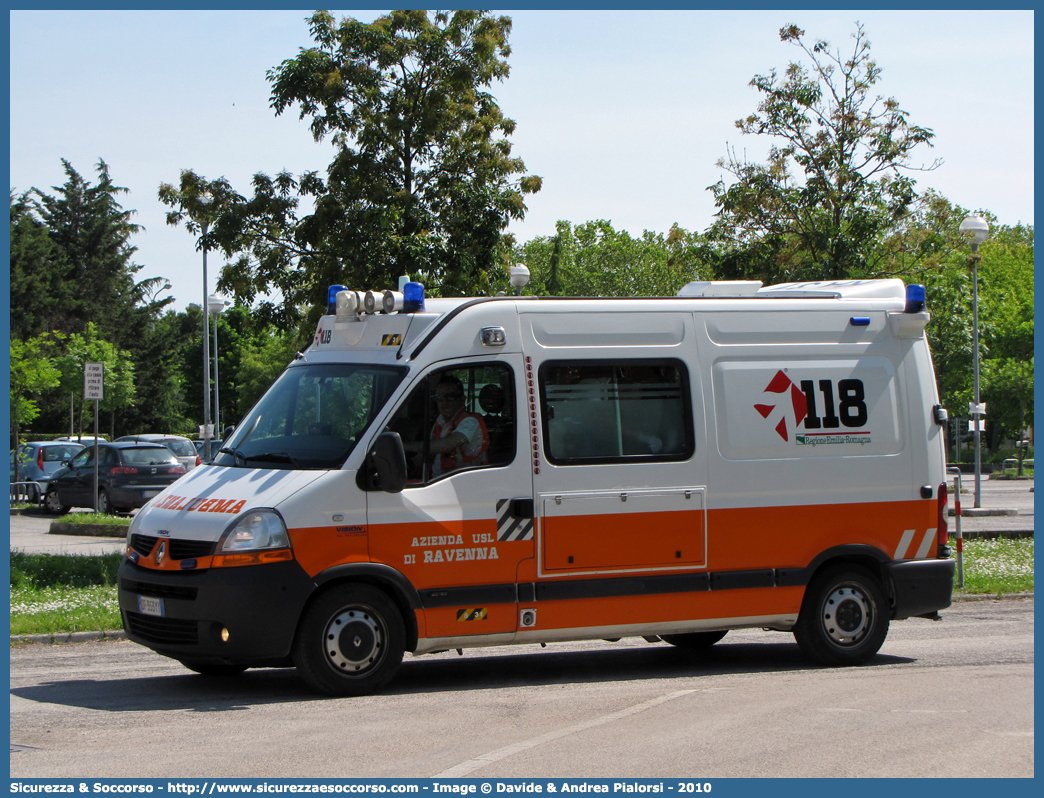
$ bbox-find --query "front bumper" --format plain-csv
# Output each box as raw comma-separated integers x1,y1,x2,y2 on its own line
885,558,956,619
118,558,317,666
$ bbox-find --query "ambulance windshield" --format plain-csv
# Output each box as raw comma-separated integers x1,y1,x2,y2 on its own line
213,363,407,470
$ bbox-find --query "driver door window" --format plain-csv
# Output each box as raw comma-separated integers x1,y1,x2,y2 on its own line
388,363,516,485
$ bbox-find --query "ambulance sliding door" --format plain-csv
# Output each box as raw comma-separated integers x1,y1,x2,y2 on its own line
522,311,708,587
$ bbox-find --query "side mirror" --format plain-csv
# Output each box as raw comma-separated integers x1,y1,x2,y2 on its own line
358,431,407,494
223,425,235,440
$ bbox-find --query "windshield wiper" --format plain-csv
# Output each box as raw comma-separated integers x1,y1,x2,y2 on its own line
240,451,299,466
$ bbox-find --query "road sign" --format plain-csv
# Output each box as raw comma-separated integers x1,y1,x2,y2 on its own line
968,420,985,432
84,362,104,401
969,401,986,416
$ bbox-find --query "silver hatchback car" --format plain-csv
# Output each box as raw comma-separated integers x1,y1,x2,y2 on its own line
115,435,201,471
10,441,87,501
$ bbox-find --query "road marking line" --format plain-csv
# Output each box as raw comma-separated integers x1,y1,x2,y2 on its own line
434,689,696,777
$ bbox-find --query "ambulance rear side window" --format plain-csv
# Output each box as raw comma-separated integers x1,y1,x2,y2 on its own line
540,360,694,464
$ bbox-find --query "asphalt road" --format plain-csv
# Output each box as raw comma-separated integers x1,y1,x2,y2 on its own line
9,598,1033,779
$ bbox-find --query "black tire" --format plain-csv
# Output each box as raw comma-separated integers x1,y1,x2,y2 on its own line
96,489,112,515
293,584,405,696
179,661,248,677
44,487,70,515
793,564,889,666
661,630,728,648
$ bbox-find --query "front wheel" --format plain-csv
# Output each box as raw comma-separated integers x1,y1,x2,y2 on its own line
793,565,889,666
661,630,728,648
293,584,405,696
44,487,70,515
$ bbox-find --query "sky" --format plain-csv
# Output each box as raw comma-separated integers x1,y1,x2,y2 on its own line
8,9,1035,313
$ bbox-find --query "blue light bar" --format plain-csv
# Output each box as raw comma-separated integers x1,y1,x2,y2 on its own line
403,282,425,312
328,284,347,314
905,284,926,313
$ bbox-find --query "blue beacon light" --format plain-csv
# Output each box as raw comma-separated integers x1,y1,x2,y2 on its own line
905,284,926,313
403,282,425,312
327,284,347,314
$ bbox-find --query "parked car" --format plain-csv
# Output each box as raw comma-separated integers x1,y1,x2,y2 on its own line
10,441,87,501
43,442,187,515
193,439,223,462
115,434,201,471
53,436,107,445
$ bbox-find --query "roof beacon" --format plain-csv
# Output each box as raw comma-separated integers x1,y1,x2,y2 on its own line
403,282,425,312
905,284,926,313
327,284,347,314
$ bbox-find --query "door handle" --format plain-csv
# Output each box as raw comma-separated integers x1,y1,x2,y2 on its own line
509,498,534,519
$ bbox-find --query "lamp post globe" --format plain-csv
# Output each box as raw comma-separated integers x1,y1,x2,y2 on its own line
509,264,530,296
960,213,989,507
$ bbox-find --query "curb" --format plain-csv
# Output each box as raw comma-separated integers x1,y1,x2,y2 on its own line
11,593,1034,645
11,630,128,645
951,592,1034,602
47,521,128,538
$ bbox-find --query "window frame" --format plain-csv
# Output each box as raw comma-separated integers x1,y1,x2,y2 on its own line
538,357,695,466
390,361,517,488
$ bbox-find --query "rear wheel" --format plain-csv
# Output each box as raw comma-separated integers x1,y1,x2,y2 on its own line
44,487,70,515
179,661,248,677
96,489,112,515
293,584,405,696
661,630,728,648
793,565,889,666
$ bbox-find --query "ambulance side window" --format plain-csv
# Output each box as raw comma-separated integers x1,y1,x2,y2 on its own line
388,362,516,485
540,359,694,464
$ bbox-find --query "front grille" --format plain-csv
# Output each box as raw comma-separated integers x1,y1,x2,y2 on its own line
121,579,198,601
129,535,215,560
124,612,199,645
130,534,158,557
170,539,215,559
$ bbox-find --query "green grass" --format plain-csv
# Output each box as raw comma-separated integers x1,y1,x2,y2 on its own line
953,536,1034,595
6,540,1034,638
10,584,121,636
58,511,132,525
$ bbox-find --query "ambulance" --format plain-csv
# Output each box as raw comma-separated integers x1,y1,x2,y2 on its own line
118,278,955,695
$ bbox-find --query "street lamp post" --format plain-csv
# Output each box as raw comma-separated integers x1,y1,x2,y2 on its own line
208,294,229,449
959,213,989,508
197,196,214,463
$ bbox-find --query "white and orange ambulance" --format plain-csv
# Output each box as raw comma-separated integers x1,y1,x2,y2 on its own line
118,279,955,695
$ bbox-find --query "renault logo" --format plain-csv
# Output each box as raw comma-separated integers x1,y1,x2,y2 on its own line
156,541,166,565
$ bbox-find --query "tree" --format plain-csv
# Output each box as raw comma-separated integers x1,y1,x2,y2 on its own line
516,220,710,297
163,10,541,336
10,335,61,470
708,23,940,282
32,159,147,348
9,191,71,340
54,323,136,441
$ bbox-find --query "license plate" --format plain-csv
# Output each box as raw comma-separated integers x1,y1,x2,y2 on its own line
137,595,164,617
142,490,159,499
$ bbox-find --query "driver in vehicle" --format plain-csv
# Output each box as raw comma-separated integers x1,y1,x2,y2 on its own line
405,375,488,477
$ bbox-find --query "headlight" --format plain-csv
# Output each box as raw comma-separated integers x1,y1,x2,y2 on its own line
219,509,290,552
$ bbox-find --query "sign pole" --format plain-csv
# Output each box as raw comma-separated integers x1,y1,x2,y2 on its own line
85,363,105,513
